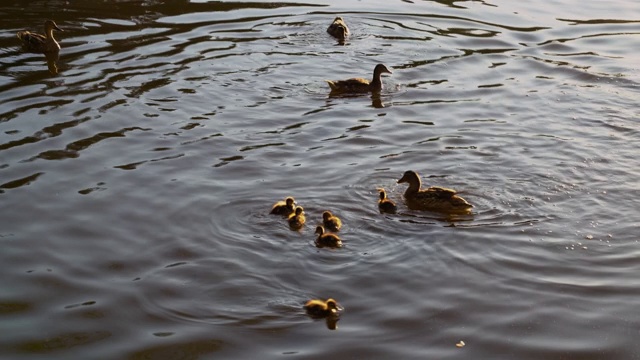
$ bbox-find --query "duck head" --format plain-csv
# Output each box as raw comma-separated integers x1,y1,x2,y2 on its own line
397,170,420,185
325,298,344,313
45,20,63,33
374,64,392,77
379,189,388,200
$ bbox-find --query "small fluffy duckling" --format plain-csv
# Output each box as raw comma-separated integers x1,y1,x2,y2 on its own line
397,170,472,213
288,206,306,230
304,298,343,318
17,20,63,53
378,188,397,214
322,211,342,232
314,225,342,248
326,64,392,93
327,17,349,41
270,196,296,216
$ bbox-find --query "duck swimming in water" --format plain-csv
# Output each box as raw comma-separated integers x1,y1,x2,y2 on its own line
322,211,342,232
17,20,63,53
288,206,306,230
304,298,343,318
314,225,342,248
378,188,397,214
326,64,392,93
397,170,472,213
270,196,296,216
327,17,349,41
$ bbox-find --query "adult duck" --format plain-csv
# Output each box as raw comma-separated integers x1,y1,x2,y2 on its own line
326,64,392,93
327,17,349,41
322,211,342,232
17,20,63,53
378,188,397,214
397,170,472,213
270,196,296,216
314,225,342,248
304,298,343,318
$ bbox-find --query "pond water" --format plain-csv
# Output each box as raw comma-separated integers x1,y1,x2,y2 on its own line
1,0,639,358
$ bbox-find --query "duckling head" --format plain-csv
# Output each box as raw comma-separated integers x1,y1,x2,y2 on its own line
325,298,343,313
314,225,325,236
294,206,304,216
322,211,333,221
379,189,387,200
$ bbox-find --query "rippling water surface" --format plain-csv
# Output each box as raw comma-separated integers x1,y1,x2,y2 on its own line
1,0,639,358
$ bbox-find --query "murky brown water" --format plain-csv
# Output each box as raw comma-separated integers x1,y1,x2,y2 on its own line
1,0,640,359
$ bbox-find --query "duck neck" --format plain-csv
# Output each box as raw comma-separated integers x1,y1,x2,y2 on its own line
404,179,421,196
46,28,56,41
370,71,382,90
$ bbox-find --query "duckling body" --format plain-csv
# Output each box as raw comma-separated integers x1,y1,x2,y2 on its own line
270,196,296,216
326,64,392,93
322,211,342,232
327,17,349,41
397,170,472,213
304,298,343,318
378,189,397,214
314,225,342,248
17,20,62,53
288,206,306,230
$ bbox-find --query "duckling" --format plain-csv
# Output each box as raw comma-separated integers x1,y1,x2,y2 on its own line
270,196,296,216
314,225,342,248
322,211,342,232
304,298,343,318
327,17,349,41
288,206,306,230
17,20,63,53
326,64,392,93
378,188,397,214
397,170,473,213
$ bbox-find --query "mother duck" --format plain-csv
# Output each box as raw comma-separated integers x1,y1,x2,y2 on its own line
326,64,392,93
397,170,472,213
17,20,63,53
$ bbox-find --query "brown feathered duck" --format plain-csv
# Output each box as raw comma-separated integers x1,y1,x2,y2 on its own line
326,64,392,93
397,170,472,213
17,20,63,53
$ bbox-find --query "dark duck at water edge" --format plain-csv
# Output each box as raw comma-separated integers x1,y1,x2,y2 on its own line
326,64,392,93
397,170,473,213
327,17,349,41
17,20,63,53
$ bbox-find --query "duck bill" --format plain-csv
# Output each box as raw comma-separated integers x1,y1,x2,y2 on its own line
54,24,63,31
397,175,407,184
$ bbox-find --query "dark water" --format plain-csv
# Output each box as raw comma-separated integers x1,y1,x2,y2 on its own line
1,0,640,359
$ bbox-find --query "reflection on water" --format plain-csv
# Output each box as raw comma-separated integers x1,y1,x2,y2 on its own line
1,0,640,359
